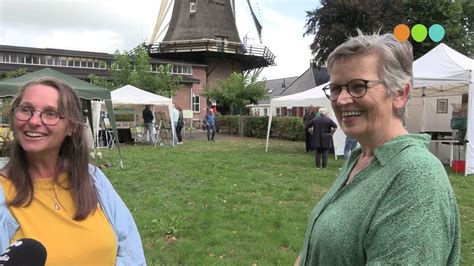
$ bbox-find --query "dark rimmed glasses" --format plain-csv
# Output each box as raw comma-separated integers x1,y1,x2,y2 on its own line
323,79,384,101
13,106,64,126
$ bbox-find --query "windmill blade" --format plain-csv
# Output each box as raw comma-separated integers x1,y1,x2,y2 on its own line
246,0,263,43
150,0,173,44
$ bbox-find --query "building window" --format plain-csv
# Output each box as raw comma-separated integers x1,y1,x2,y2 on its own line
264,108,268,116
192,95,200,112
32,56,40,64
17,54,27,64
287,108,292,116
276,108,281,116
46,56,54,65
190,0,197,13
171,64,192,75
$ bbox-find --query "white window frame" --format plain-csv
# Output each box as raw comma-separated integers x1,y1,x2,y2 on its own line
190,1,197,13
192,95,200,112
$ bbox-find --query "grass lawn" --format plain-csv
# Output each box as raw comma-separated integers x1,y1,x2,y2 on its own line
96,134,473,265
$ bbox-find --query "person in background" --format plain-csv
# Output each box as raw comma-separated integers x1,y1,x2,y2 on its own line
306,107,337,169
176,106,184,144
204,108,216,142
295,32,459,265
303,106,316,153
172,104,180,145
0,78,145,265
142,105,155,144
343,135,358,160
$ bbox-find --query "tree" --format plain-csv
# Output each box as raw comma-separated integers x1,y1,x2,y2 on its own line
1,67,28,79
89,45,182,96
404,0,471,59
203,72,267,115
304,0,472,66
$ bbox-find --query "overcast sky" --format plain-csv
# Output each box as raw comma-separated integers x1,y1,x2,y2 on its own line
0,0,316,80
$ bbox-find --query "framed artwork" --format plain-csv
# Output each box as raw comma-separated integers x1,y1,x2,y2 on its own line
437,99,448,113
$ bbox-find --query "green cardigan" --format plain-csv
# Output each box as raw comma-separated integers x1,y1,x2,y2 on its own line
300,134,460,265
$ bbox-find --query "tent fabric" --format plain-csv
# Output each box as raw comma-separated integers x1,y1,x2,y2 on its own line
0,68,124,167
111,85,176,146
413,44,472,93
411,43,473,175
0,68,111,100
265,82,346,156
111,85,173,107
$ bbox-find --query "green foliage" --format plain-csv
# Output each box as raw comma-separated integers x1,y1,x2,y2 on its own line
216,115,304,141
88,74,113,90
215,114,240,135
114,113,134,122
305,0,472,66
270,116,305,141
154,64,182,98
1,67,28,79
203,72,267,115
95,137,474,265
243,116,270,138
404,0,472,59
89,45,182,95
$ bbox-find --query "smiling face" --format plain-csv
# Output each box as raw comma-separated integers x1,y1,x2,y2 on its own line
330,52,405,144
14,84,71,158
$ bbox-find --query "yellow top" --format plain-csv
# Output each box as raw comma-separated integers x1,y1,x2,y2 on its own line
1,173,117,266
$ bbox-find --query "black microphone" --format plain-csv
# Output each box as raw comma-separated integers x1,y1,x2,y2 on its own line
0,238,47,266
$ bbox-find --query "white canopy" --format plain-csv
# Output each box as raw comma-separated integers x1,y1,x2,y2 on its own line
265,82,346,156
411,43,474,175
112,84,173,107
111,85,176,146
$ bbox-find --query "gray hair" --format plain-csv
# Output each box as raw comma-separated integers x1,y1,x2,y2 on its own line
319,107,329,116
327,30,413,118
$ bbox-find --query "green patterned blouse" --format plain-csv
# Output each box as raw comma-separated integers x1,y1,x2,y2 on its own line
300,134,460,265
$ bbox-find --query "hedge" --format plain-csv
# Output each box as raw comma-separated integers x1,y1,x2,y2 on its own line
216,115,304,141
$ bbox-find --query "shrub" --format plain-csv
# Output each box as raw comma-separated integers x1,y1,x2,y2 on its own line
216,115,304,141
115,113,134,121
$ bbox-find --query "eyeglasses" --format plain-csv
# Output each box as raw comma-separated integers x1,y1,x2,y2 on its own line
323,79,384,101
13,106,63,126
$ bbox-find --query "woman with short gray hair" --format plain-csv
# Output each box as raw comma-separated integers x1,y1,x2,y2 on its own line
296,32,459,265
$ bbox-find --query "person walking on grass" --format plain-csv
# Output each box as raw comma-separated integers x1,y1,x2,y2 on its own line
205,108,216,142
176,106,184,144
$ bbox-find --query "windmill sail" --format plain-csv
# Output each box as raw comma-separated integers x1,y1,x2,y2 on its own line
150,0,173,44
246,0,262,43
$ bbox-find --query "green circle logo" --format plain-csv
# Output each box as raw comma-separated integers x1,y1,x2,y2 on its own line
411,24,428,42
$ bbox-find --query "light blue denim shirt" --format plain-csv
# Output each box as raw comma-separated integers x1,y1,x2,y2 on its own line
0,165,146,266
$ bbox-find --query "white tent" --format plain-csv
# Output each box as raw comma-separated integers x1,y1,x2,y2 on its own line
265,82,346,155
410,43,474,175
111,85,176,146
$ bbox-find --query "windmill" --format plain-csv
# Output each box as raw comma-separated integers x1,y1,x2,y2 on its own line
145,0,275,88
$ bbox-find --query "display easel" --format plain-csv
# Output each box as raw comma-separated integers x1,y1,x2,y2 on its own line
155,112,171,147
183,109,194,138
97,112,115,149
